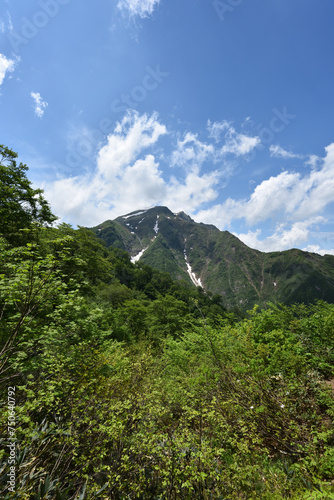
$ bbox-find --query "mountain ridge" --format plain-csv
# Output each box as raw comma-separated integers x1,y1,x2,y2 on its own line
90,206,334,310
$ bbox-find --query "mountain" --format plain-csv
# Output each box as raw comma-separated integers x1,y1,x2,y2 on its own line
90,206,334,310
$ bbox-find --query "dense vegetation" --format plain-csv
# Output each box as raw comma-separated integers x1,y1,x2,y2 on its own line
1,146,334,499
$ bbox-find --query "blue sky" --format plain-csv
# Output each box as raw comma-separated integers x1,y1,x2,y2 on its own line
1,0,334,254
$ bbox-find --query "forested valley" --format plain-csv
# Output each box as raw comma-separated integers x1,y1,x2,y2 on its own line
1,145,334,499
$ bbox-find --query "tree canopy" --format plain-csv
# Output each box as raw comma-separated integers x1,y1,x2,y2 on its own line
0,145,56,243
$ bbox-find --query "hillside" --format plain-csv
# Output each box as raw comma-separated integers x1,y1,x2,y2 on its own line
91,206,334,310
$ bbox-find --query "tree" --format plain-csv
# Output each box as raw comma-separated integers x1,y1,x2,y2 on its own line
0,145,56,243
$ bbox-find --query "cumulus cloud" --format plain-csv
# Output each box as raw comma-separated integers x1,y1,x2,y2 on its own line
165,168,220,213
44,111,334,254
293,143,334,220
194,199,243,229
97,110,167,179
117,0,160,18
244,171,302,225
48,154,167,225
45,111,221,226
31,92,48,118
234,217,325,252
198,143,334,229
303,245,334,256
195,171,302,229
0,53,16,86
195,143,334,254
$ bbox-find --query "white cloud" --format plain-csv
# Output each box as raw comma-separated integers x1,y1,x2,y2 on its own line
165,168,220,213
293,143,334,219
270,145,321,170
48,154,167,224
44,112,334,255
97,110,167,179
0,53,16,86
0,11,13,34
45,111,220,226
194,199,243,229
305,155,321,169
270,144,303,160
31,92,48,118
195,171,304,228
207,120,230,142
221,129,260,156
195,143,334,254
208,120,260,156
171,132,215,168
302,245,334,256
235,217,325,252
245,171,302,225
197,142,334,229
117,0,160,18
171,122,260,175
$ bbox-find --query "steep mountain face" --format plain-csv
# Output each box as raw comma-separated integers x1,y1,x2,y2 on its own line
91,206,334,310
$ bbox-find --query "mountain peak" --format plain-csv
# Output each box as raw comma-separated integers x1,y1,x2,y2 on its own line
174,211,194,222
91,207,334,311
116,206,174,222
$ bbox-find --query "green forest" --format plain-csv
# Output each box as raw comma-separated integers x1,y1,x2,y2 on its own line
1,145,334,499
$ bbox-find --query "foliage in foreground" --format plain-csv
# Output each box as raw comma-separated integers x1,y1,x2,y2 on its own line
1,237,334,499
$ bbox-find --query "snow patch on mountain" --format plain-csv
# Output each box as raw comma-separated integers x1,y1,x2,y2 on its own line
131,247,149,263
154,215,159,234
183,248,203,288
123,210,147,219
